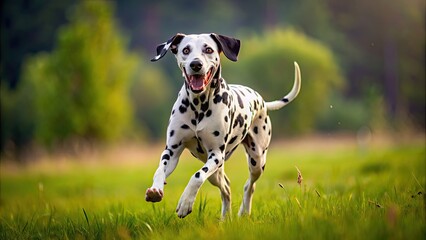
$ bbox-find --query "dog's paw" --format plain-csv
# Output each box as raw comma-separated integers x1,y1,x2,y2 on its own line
145,188,163,202
176,196,194,218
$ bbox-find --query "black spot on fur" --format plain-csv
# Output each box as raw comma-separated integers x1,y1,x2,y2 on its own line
213,131,220,136
193,98,199,105
168,149,174,156
182,98,190,107
171,144,179,149
251,142,255,147
213,94,222,104
190,103,196,111
237,94,244,108
200,94,206,103
263,125,266,130
170,130,175,137
262,164,266,171
233,114,244,128
268,130,271,135
195,172,200,178
198,112,204,122
181,124,190,129
163,161,168,165
202,167,208,173
224,134,228,142
162,154,170,160
191,119,197,126
283,98,289,103
172,109,175,115
229,136,238,144
224,115,228,122
206,110,212,117
250,158,257,166
253,126,258,134
219,144,225,152
222,92,229,105
201,102,209,112
214,159,219,164
179,105,187,113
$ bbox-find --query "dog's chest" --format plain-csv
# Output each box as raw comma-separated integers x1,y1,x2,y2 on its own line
173,83,262,161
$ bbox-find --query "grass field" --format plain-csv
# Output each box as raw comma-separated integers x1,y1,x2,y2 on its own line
1,134,425,239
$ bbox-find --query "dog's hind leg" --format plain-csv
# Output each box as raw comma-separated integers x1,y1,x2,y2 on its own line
207,165,231,219
238,119,271,216
238,151,266,216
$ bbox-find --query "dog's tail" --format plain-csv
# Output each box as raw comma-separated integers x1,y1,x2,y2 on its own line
265,62,301,111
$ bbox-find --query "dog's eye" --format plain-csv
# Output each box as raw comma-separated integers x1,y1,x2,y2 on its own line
204,47,214,54
182,47,190,55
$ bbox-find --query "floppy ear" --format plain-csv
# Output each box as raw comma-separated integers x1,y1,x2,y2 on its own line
210,34,241,62
151,33,186,62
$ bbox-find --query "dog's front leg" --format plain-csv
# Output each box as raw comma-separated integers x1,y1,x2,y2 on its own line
146,124,187,202
146,145,184,202
176,150,224,218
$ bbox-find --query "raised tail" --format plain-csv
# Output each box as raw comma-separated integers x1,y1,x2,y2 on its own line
265,61,301,111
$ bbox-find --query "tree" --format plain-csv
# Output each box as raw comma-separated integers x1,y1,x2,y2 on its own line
21,1,138,146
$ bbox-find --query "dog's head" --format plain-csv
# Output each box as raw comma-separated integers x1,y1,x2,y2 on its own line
151,33,240,94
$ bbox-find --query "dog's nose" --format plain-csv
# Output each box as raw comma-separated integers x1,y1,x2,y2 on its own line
190,60,203,72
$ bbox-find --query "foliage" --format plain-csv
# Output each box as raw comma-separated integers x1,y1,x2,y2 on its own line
129,61,174,140
324,0,425,127
20,1,138,146
1,138,424,239
223,29,344,135
0,81,35,154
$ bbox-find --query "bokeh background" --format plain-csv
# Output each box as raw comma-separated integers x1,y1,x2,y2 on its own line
1,0,424,160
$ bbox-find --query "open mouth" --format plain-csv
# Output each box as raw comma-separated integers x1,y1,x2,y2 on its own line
183,67,214,93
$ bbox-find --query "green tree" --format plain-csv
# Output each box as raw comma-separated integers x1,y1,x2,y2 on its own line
129,63,173,140
21,1,138,146
0,80,35,156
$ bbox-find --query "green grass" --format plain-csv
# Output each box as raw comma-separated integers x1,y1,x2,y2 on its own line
1,136,425,239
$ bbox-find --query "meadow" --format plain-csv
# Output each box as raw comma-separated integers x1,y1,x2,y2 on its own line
1,134,425,239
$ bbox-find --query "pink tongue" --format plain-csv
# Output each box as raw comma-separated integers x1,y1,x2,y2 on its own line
190,75,204,90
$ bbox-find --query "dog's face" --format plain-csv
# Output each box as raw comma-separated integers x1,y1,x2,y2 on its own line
151,33,241,94
174,34,220,93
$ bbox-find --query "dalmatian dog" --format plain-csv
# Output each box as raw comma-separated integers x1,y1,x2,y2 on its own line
146,33,301,219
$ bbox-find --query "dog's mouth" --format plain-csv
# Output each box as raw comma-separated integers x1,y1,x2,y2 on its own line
183,67,214,93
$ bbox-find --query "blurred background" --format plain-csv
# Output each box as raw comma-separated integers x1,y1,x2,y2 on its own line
1,0,424,160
